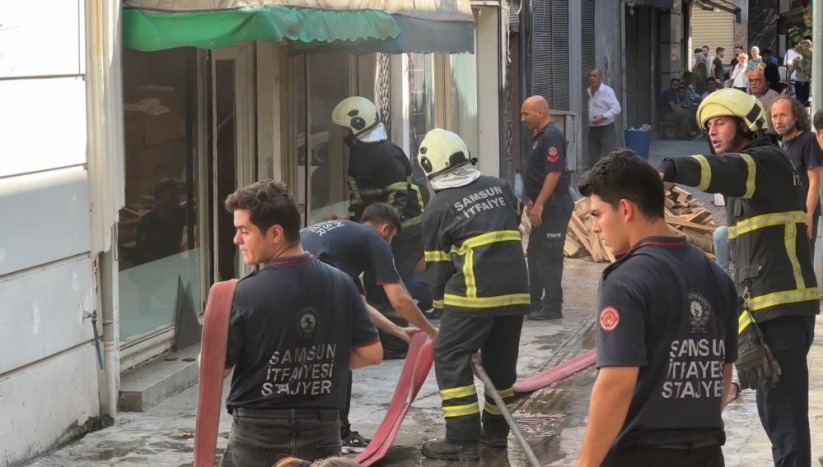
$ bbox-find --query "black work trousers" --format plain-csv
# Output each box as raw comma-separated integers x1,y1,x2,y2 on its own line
588,122,619,164
340,370,354,437
527,196,573,313
603,445,724,467
222,408,341,467
756,316,816,467
434,312,524,442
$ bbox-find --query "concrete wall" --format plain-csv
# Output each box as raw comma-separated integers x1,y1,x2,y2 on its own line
0,2,101,464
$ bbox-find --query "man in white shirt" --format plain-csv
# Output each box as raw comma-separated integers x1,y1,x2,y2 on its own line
747,69,780,129
587,68,622,164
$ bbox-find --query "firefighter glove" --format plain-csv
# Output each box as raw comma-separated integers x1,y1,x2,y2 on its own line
735,318,781,390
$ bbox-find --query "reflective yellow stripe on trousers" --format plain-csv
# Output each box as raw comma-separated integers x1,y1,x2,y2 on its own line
483,387,515,415
440,384,477,400
443,403,480,418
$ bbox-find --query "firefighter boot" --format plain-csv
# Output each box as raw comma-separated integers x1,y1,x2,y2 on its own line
421,439,480,461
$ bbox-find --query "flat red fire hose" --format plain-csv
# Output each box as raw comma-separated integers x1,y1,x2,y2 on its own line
355,332,434,466
512,349,597,393
194,279,238,467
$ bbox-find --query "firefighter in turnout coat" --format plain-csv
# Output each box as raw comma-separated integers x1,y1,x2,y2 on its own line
659,89,819,467
417,129,530,461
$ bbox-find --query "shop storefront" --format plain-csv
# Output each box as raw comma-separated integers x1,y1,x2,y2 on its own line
118,0,499,370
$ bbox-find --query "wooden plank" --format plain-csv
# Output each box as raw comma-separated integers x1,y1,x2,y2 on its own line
588,225,607,262
666,216,717,232
564,236,582,258
568,213,593,253
687,210,713,225
602,239,616,262
574,197,591,219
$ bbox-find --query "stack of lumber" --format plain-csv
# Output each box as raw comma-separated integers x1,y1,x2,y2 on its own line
563,186,719,263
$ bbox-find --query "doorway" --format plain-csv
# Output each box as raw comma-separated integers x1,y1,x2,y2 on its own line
208,45,254,281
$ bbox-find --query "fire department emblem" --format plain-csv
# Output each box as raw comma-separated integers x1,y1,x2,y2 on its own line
688,292,711,333
547,146,559,163
297,308,319,337
599,306,620,332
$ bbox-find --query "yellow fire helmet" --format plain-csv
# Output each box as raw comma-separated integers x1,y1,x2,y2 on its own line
331,96,379,136
418,128,475,179
695,88,767,133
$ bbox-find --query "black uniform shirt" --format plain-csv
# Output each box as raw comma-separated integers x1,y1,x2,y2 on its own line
781,130,823,217
225,253,378,412
596,236,738,449
524,123,570,203
300,220,400,293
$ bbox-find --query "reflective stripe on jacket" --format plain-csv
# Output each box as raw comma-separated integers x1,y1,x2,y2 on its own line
347,140,424,227
423,175,529,316
664,138,819,333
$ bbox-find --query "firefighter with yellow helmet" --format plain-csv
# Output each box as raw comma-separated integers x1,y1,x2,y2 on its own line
417,128,529,461
659,88,819,466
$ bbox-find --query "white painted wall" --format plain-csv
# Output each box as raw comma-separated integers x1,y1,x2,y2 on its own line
475,6,501,177
0,2,101,465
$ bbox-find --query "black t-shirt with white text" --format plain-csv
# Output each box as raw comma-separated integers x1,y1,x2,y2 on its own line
300,220,401,293
596,237,738,450
524,123,571,204
781,130,823,217
225,253,379,412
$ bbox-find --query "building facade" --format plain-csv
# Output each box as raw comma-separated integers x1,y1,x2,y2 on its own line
0,1,124,464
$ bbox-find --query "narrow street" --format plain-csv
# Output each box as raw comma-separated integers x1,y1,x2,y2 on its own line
25,140,823,466
28,253,823,466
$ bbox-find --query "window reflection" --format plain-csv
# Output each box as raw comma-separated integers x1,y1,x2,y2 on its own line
118,48,202,344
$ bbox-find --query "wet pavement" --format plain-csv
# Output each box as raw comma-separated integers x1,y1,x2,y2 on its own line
26,259,604,467
25,139,823,466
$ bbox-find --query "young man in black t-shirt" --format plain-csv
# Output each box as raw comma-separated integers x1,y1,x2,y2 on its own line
221,180,382,465
711,47,726,83
577,151,737,467
300,203,438,451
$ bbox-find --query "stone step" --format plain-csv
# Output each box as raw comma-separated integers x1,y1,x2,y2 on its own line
118,344,200,412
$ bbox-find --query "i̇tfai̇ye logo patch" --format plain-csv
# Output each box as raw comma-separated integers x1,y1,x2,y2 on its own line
547,146,559,163
599,306,620,332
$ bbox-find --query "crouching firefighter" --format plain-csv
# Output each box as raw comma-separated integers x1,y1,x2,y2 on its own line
417,129,530,461
659,88,820,467
332,97,427,358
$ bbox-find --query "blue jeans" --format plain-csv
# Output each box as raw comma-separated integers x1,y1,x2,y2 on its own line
713,226,730,274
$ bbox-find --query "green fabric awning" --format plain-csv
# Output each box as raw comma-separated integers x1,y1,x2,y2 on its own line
123,6,401,51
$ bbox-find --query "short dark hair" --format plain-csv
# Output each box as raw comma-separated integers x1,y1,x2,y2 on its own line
716,47,725,54
695,48,704,54
578,149,665,220
361,202,402,234
813,108,823,132
773,96,811,132
154,179,183,201
224,179,301,243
